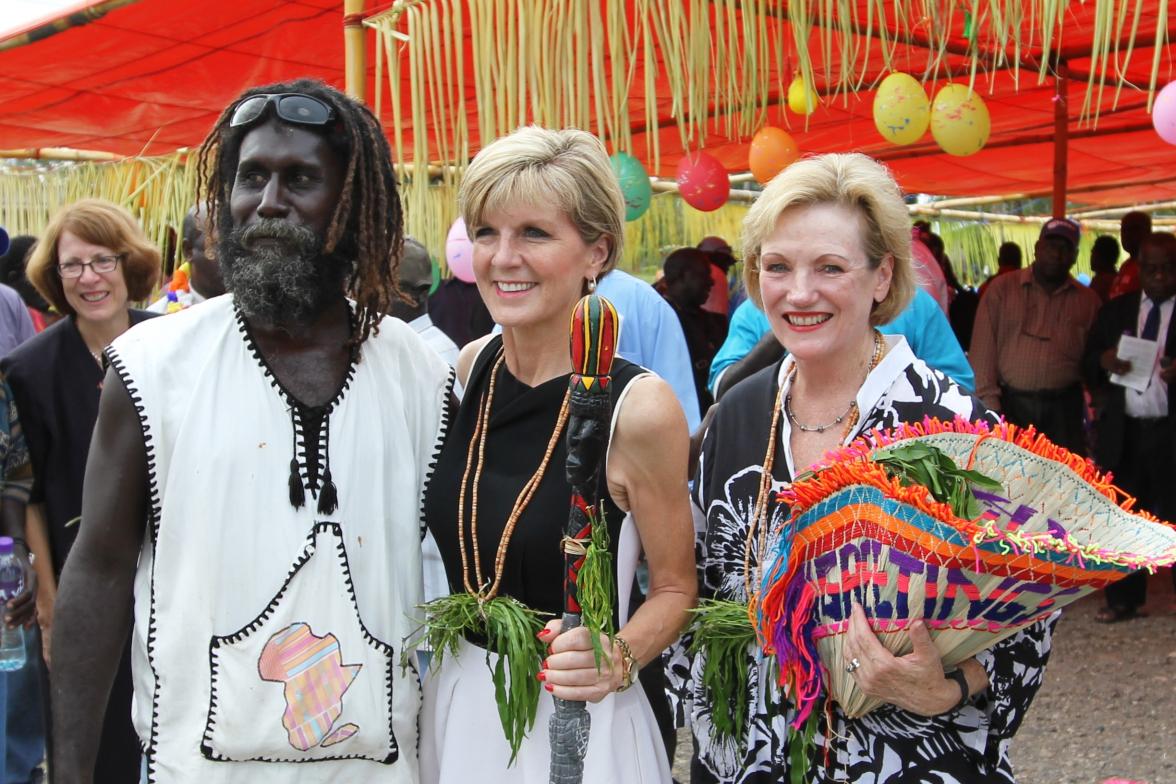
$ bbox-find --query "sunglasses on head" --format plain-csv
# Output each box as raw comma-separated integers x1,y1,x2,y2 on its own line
229,93,336,129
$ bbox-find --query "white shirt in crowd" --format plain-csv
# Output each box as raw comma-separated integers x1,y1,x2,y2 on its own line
1125,294,1174,419
408,313,459,370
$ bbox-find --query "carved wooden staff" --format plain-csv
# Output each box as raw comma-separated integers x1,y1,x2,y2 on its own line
549,293,619,784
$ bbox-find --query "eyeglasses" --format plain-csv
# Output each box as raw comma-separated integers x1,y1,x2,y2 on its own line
229,93,337,129
57,254,123,279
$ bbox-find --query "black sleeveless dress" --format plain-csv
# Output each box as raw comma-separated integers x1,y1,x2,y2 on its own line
419,335,672,782
424,335,643,618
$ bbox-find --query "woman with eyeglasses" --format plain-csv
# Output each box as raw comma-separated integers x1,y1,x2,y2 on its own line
668,154,1056,783
1,198,159,781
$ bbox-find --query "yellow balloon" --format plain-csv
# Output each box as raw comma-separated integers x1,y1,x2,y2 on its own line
930,84,991,156
787,74,819,115
873,72,930,145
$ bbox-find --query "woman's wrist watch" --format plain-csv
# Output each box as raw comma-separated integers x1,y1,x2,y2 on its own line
615,636,639,692
945,667,970,711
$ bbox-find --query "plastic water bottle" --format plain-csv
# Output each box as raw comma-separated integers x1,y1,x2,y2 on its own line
0,536,26,671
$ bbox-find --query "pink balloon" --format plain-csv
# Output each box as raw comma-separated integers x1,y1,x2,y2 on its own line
676,151,730,212
1153,81,1176,145
445,217,475,283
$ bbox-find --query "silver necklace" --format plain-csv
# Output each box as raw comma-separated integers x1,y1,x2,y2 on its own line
784,393,854,433
784,330,884,433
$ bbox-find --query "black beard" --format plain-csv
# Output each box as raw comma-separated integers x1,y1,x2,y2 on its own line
219,219,353,325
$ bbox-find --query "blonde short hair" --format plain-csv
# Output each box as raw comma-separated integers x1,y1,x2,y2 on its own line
27,198,160,316
741,153,914,326
459,126,625,274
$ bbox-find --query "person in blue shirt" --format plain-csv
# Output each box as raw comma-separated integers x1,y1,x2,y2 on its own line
709,286,974,399
595,268,702,431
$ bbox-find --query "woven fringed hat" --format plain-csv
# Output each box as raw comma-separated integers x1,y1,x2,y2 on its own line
756,417,1176,724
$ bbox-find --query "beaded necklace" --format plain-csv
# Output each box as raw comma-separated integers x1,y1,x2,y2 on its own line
456,351,571,599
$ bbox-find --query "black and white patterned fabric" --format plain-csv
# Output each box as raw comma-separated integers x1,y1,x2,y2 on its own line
667,336,1058,783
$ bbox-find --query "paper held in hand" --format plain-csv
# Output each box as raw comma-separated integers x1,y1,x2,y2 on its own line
1110,335,1160,392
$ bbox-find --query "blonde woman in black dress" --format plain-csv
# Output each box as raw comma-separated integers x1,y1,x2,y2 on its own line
419,127,696,782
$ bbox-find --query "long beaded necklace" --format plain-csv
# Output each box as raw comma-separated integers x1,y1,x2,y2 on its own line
456,351,571,599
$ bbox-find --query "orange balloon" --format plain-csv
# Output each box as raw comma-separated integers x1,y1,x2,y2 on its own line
748,126,800,184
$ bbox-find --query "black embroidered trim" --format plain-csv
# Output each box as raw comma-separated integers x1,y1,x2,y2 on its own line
201,522,400,765
418,367,456,541
233,305,359,511
104,345,163,783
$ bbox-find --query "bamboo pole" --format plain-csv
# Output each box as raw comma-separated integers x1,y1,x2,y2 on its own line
1053,60,1069,218
0,147,120,162
916,175,1176,209
0,0,139,53
344,0,367,102
649,178,759,203
907,204,1168,232
1070,201,1176,218
924,194,1033,209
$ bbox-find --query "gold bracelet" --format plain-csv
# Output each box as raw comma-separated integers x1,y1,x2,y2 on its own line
615,636,639,692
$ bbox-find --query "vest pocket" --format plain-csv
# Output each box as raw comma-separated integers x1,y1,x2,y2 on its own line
200,522,401,764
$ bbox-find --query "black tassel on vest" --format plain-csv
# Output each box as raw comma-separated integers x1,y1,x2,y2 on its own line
317,467,338,515
288,458,306,509
316,413,338,515
288,409,305,509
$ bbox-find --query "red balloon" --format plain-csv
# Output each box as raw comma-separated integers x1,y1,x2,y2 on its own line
676,151,730,212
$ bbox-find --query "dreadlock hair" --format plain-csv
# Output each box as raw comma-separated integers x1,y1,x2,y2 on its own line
195,78,402,346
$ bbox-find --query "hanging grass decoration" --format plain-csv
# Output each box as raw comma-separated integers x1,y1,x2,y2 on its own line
403,593,548,762
576,500,617,669
686,598,759,744
872,441,1003,520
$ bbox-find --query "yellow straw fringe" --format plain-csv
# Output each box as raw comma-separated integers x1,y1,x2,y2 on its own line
366,0,1169,178
4,2,1169,283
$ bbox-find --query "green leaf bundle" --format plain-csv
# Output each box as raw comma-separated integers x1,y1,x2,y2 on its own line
873,442,1003,520
577,501,616,669
687,598,757,744
403,593,548,763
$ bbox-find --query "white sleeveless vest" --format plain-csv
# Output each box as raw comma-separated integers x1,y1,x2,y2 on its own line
108,296,452,783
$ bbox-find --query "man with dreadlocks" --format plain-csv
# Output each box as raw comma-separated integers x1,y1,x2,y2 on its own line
49,80,452,783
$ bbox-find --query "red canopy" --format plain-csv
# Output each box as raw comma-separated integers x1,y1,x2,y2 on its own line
1,0,1174,207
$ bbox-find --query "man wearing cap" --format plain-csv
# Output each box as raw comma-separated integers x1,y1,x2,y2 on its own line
970,217,1101,453
696,235,735,316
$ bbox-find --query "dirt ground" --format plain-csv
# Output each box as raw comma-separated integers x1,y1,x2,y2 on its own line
672,572,1176,784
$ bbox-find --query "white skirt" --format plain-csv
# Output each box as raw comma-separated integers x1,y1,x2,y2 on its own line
420,637,671,784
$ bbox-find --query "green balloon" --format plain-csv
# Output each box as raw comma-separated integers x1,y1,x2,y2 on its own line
610,151,652,222
429,257,442,295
